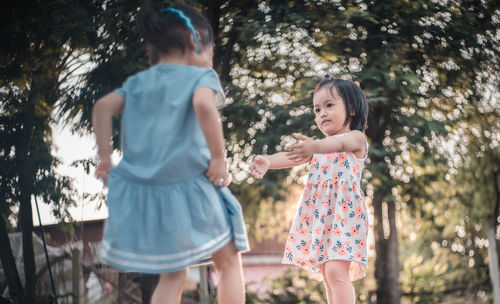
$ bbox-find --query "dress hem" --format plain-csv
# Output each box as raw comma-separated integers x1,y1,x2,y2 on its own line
282,258,367,282
100,231,249,274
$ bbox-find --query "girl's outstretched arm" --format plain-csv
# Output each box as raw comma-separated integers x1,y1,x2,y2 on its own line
92,92,125,185
250,152,309,179
287,131,367,162
193,87,228,187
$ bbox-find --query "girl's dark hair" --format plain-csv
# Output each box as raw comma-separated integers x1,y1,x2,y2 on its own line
314,76,369,132
136,2,214,63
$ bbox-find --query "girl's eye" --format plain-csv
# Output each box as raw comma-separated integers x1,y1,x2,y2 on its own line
314,108,320,113
327,103,334,108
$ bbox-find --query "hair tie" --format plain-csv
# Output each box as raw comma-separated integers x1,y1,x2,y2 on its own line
162,8,199,53
324,74,333,80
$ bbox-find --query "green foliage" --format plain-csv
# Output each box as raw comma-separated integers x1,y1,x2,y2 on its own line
0,0,106,224
396,142,496,302
67,1,498,301
0,0,121,300
2,0,498,302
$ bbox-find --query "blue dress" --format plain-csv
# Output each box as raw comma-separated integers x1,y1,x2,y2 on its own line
100,64,249,274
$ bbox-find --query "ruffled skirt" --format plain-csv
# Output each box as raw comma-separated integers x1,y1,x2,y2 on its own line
100,173,249,273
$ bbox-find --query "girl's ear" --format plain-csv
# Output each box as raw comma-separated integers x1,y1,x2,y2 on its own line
188,31,201,53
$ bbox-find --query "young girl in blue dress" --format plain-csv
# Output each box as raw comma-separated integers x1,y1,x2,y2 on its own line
92,3,249,303
250,76,369,304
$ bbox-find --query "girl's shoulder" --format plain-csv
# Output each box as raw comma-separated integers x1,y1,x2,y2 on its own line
154,65,221,86
121,65,216,88
117,65,224,105
132,64,211,79
330,131,368,158
331,130,366,140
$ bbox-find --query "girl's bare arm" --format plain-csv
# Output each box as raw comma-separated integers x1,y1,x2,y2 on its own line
250,151,309,179
92,92,125,184
311,131,366,156
192,87,227,186
287,131,366,162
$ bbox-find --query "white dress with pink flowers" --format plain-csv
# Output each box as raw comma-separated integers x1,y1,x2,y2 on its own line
282,138,368,281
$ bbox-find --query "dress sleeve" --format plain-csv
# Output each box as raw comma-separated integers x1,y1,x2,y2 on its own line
114,76,131,100
195,69,225,109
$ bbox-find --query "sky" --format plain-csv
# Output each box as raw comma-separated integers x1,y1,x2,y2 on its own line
32,122,109,226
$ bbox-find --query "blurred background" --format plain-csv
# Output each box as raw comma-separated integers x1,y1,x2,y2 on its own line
0,0,499,303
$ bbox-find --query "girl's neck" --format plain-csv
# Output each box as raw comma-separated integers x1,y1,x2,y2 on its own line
327,129,351,137
156,52,190,66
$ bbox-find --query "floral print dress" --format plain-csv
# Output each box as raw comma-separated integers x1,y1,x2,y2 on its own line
282,139,368,281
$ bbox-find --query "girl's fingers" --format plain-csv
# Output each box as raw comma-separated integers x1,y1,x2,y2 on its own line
208,175,225,186
207,172,219,185
254,155,265,164
249,167,264,179
95,171,109,185
285,143,298,151
286,143,307,152
287,153,306,163
293,133,310,141
287,151,301,159
251,170,260,177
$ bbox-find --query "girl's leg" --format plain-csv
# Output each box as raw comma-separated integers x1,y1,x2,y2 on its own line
323,260,354,304
320,263,334,304
150,269,188,304
212,242,245,304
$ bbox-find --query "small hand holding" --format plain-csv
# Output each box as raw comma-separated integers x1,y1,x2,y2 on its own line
207,156,228,187
250,155,270,179
95,159,112,185
286,133,315,163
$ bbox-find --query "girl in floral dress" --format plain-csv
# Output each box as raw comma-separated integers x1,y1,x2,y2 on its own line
250,76,369,304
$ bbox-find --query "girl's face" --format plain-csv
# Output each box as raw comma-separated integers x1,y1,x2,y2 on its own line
313,86,351,136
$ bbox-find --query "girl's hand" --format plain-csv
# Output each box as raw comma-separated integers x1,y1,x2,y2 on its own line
207,156,228,187
286,133,315,163
250,155,270,179
95,159,112,185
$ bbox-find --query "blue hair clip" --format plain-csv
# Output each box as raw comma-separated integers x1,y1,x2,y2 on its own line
162,8,199,53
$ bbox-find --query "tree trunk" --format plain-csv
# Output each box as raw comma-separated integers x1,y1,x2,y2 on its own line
18,149,36,303
209,1,250,83
219,26,238,83
16,94,36,303
18,190,35,303
490,171,500,304
0,215,27,304
373,198,401,304
366,104,402,303
487,227,500,304
203,0,221,45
